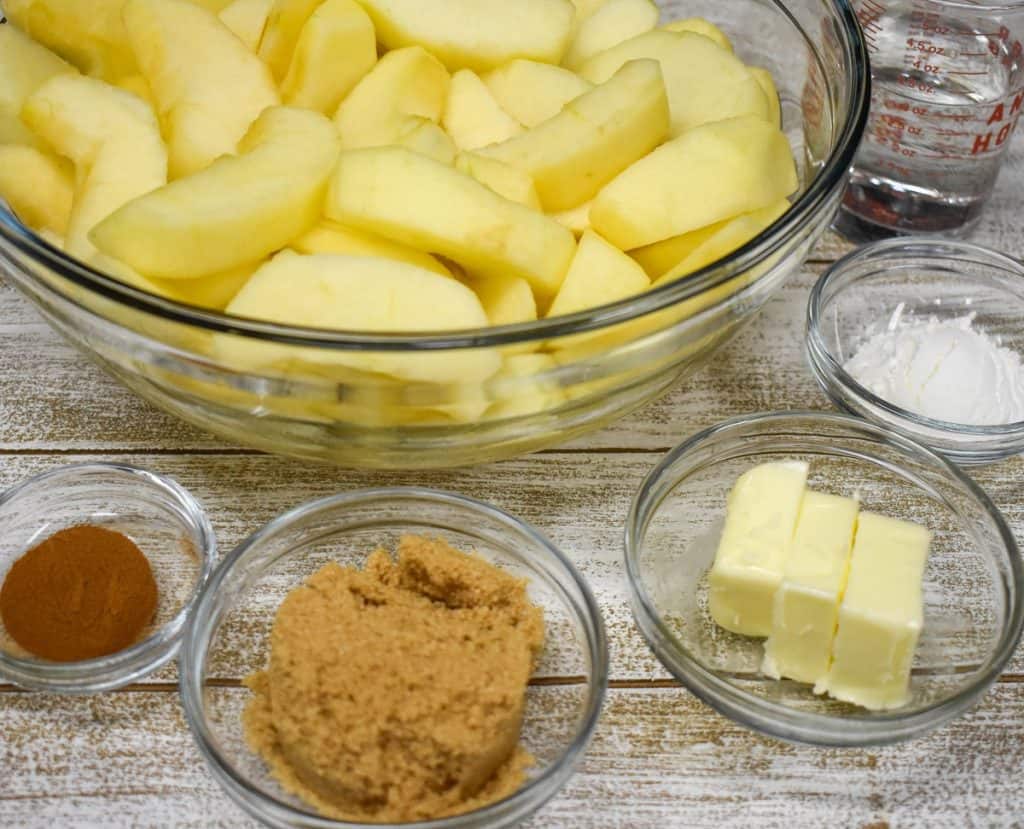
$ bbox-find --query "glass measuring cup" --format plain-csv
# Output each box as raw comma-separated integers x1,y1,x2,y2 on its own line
835,0,1024,240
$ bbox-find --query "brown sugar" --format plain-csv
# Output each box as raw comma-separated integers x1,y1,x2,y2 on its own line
243,534,546,823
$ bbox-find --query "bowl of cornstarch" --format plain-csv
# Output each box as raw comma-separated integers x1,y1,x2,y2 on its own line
806,239,1024,465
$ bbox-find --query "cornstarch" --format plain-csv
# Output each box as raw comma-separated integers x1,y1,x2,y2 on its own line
844,303,1024,426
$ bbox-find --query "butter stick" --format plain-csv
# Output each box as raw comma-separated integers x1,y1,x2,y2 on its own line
708,460,808,637
762,491,858,686
822,512,931,710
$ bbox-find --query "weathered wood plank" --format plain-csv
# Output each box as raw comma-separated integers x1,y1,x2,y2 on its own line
0,452,666,681
0,451,1020,683
3,684,1023,828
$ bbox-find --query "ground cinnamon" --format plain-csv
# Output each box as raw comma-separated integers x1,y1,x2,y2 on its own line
0,525,158,662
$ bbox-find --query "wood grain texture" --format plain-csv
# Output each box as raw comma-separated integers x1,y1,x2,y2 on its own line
2,91,1024,829
3,685,1024,828
0,450,1019,682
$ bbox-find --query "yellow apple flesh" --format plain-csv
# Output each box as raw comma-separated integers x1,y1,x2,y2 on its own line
443,69,523,151
580,30,769,136
219,250,501,383
662,17,732,51
0,144,74,235
480,59,669,211
591,114,798,249
0,25,76,148
218,0,274,51
280,0,377,114
123,0,280,179
90,106,340,278
334,45,451,157
292,220,453,277
563,0,659,71
484,60,592,128
353,0,576,72
326,146,576,300
455,152,541,209
22,74,168,260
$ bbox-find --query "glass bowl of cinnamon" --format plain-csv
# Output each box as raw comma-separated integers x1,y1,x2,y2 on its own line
0,462,216,693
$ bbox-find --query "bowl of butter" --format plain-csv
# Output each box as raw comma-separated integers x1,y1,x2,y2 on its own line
624,411,1023,746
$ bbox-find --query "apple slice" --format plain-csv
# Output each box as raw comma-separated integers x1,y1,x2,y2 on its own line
218,0,274,51
662,17,733,51
105,256,262,310
479,59,669,211
2,0,138,80
653,200,790,285
551,201,592,237
292,221,454,277
22,74,168,259
0,145,74,235
0,26,77,148
219,251,501,383
259,0,322,79
569,0,607,28
547,229,649,319
123,0,280,179
487,352,565,419
90,106,340,278
591,115,798,250
630,220,728,279
395,119,458,165
563,0,659,71
750,67,782,127
580,30,769,135
326,146,575,300
280,0,377,114
465,274,538,327
334,46,450,152
443,69,523,151
455,152,540,209
484,60,592,128
114,74,156,107
353,0,575,72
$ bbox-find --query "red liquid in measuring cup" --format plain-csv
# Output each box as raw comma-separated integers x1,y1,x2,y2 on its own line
836,0,1024,240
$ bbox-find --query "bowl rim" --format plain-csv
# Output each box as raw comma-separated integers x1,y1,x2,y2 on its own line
0,462,217,693
806,237,1024,437
0,1,870,351
178,486,609,829
623,410,1024,747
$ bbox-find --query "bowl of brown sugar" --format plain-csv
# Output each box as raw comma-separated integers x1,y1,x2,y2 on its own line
179,487,608,829
0,463,216,693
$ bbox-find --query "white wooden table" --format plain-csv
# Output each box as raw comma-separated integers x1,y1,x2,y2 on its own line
2,145,1024,826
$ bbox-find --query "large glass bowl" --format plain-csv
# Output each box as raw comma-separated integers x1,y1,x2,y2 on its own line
0,2,869,469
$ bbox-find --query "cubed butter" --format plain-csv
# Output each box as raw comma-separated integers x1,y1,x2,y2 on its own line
822,512,931,710
762,491,859,685
708,460,808,637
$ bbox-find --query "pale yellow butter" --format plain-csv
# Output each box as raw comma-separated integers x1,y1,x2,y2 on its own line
708,460,808,636
822,512,931,710
762,491,858,685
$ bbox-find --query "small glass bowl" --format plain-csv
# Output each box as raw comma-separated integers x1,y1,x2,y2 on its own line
179,487,608,829
0,463,216,693
625,412,1023,747
806,238,1024,465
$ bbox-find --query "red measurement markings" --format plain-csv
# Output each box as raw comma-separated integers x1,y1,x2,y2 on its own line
857,0,886,51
